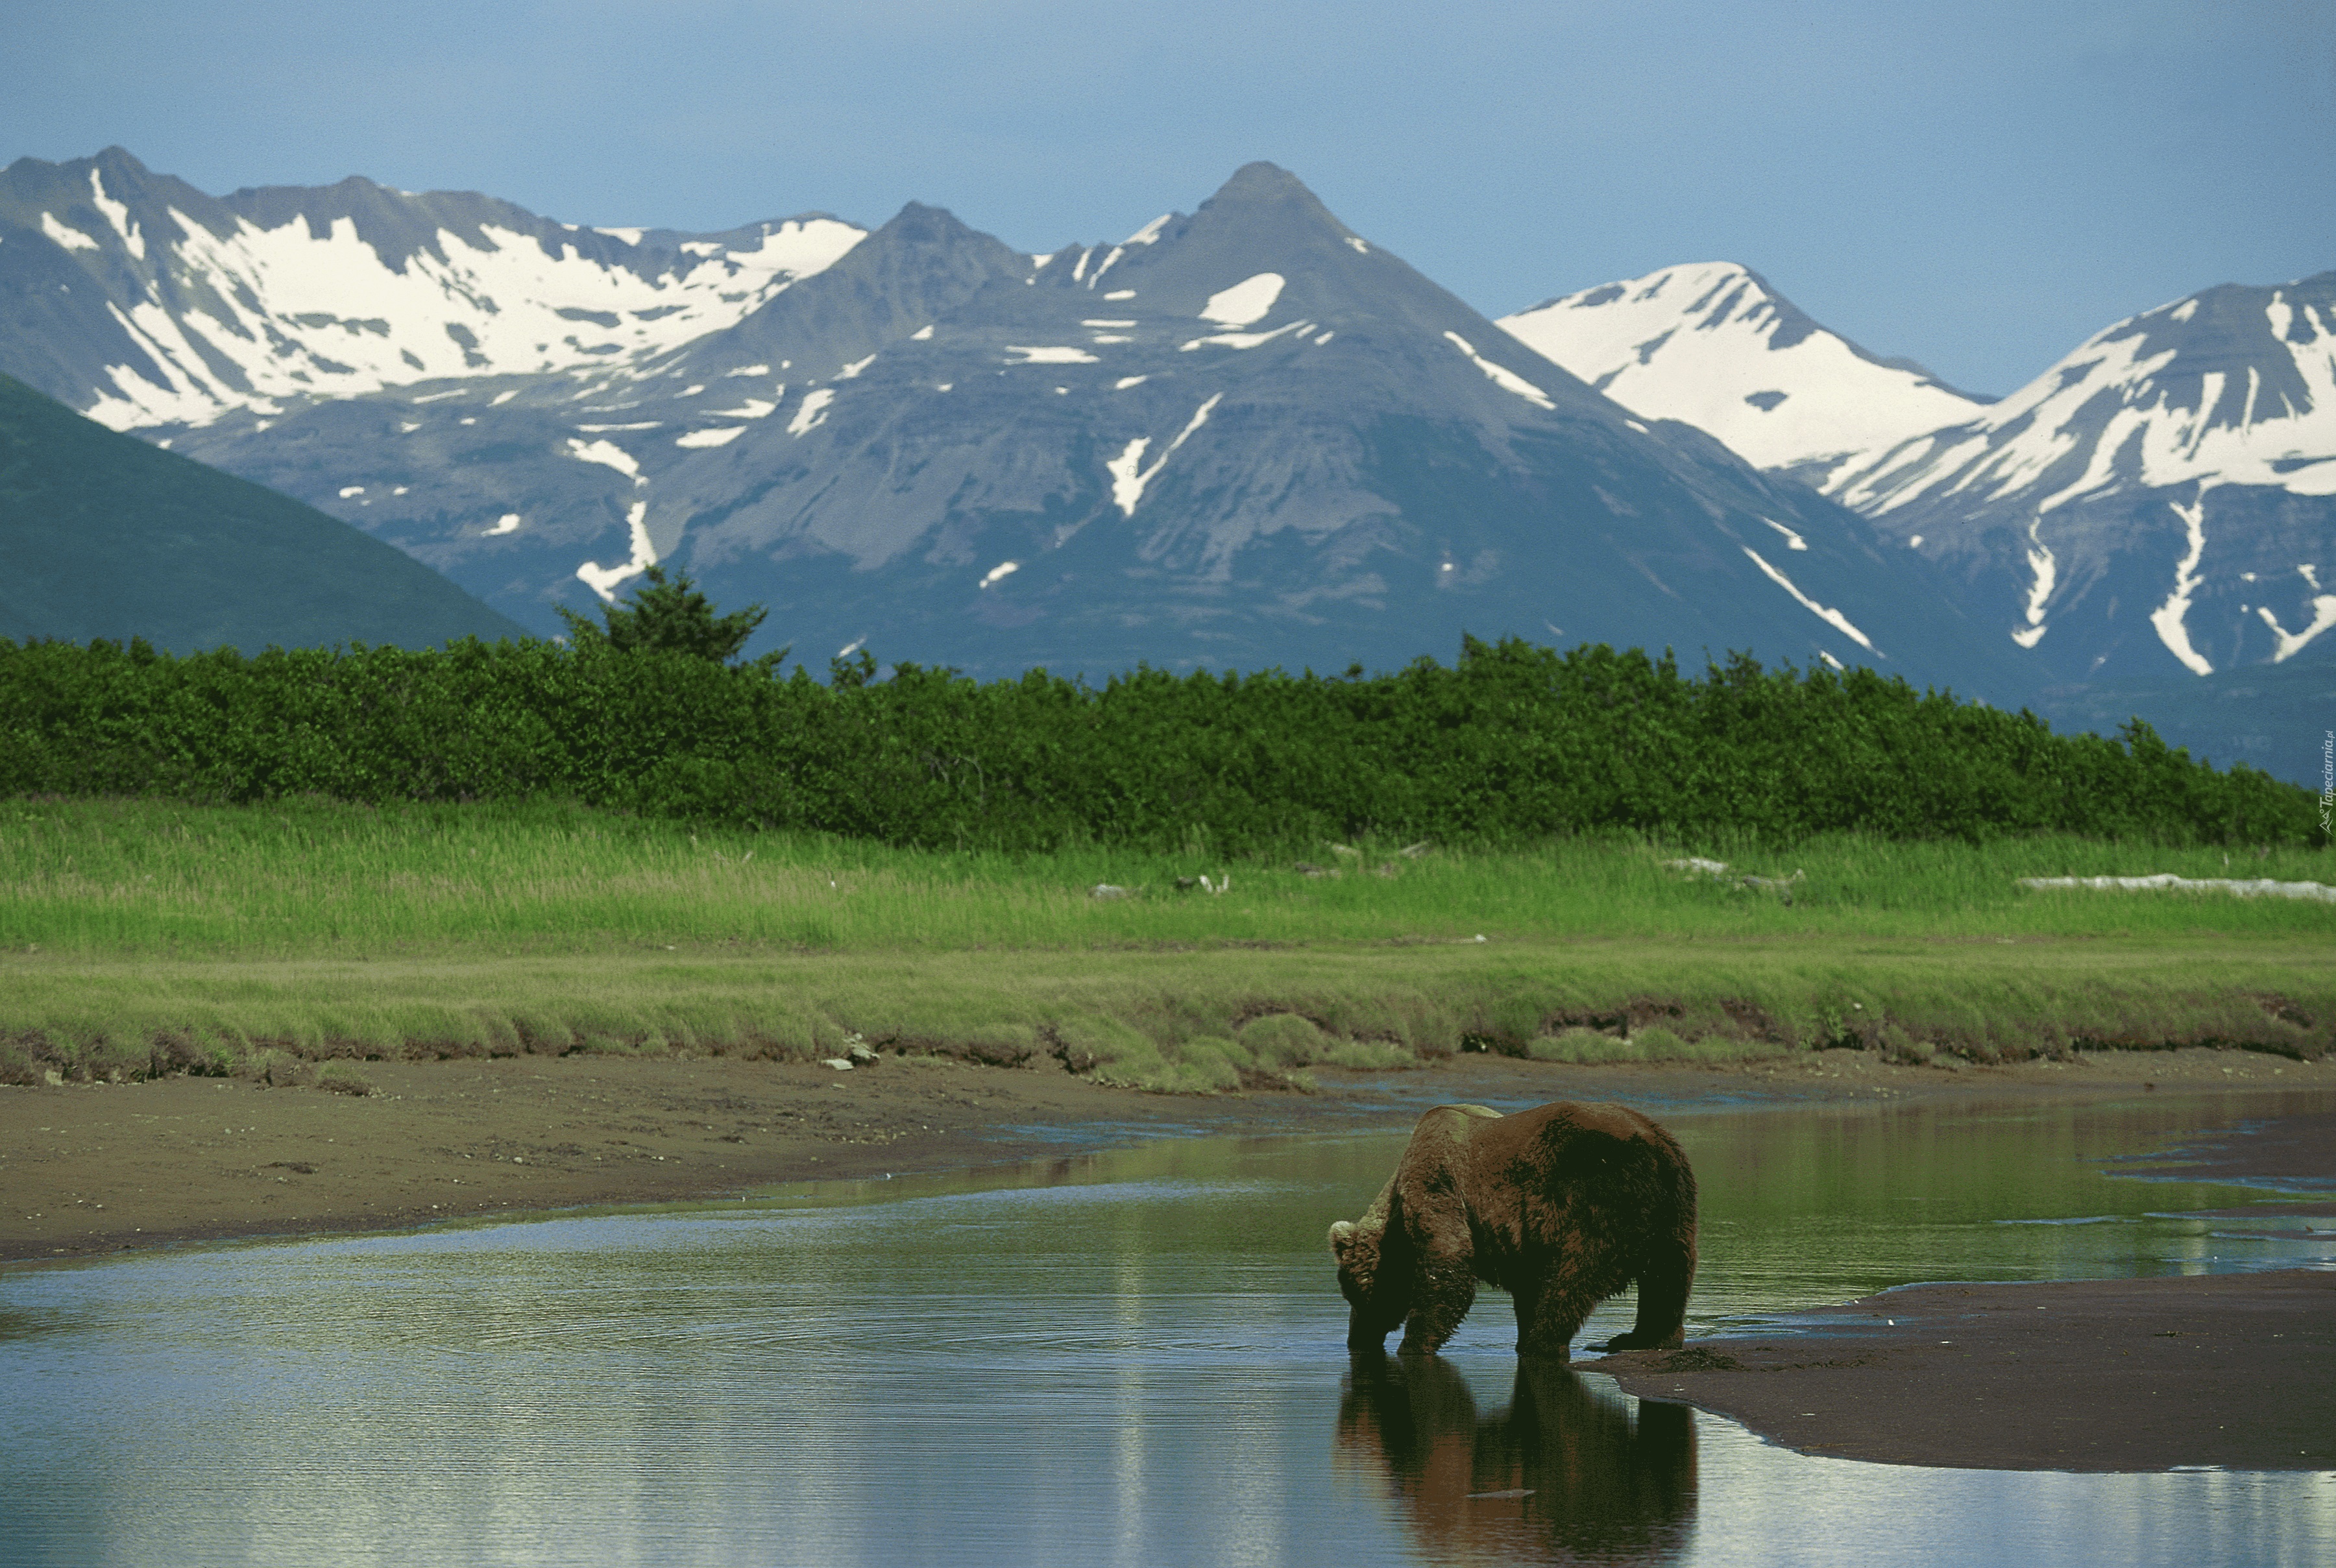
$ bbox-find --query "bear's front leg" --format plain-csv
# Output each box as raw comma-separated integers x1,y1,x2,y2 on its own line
1396,1253,1476,1356
1347,1302,1404,1352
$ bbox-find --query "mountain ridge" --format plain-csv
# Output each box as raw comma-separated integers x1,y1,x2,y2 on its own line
0,147,866,429
138,160,2033,703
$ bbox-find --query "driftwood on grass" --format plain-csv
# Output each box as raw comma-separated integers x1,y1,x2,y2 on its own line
2018,874,2336,903
1659,858,1805,902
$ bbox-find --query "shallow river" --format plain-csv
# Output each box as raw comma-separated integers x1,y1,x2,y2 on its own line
5,1088,2333,1567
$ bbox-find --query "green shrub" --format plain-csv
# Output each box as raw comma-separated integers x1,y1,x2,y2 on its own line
0,633,2315,849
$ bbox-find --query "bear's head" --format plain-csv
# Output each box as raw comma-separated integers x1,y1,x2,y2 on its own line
1330,1218,1401,1324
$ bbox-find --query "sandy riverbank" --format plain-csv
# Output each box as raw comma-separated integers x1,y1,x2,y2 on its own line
1594,1269,2335,1471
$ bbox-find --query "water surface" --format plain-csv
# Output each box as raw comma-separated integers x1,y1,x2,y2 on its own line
5,1089,2331,1566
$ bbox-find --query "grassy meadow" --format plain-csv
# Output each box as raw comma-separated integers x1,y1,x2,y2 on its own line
2,797,2330,1087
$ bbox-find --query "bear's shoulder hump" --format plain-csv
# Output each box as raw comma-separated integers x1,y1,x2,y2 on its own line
1416,1103,1502,1130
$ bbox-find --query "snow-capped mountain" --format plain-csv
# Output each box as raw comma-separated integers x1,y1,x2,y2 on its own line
151,162,2028,697
1830,273,2336,684
1501,259,2336,694
0,147,863,431
1498,263,1992,487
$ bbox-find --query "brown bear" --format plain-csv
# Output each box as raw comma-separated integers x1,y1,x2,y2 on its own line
1328,1100,1697,1359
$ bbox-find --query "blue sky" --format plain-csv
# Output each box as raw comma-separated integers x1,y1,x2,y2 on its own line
6,0,2329,395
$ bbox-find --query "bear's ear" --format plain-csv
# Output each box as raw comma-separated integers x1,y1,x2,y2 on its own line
1328,1220,1356,1257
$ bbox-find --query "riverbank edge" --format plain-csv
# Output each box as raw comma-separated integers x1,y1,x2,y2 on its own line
5,935,2330,1094
1593,1268,2336,1473
6,1043,2326,1264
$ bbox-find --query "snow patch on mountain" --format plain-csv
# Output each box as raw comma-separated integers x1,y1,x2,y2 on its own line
567,438,644,484
1182,320,1309,353
1006,345,1098,365
1444,332,1555,411
1200,274,1284,328
1742,546,1878,653
2149,492,2215,674
577,501,656,601
787,387,836,436
1107,394,1223,516
2011,519,2056,649
1838,275,2336,516
40,211,99,251
1500,262,1988,479
2259,582,2336,661
87,170,144,259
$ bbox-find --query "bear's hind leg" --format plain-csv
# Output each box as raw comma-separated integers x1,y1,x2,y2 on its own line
1514,1270,1601,1362
1598,1231,1696,1351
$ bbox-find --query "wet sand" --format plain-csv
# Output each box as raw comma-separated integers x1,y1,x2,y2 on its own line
1595,1270,2336,1472
6,1043,2331,1472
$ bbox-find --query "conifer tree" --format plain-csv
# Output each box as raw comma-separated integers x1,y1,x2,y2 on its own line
557,566,784,668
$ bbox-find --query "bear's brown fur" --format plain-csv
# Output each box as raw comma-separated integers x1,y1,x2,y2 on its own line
1328,1100,1697,1359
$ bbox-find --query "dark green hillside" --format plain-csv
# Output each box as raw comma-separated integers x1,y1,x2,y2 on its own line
0,374,524,653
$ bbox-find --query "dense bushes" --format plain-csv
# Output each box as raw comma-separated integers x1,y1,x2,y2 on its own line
0,633,2317,849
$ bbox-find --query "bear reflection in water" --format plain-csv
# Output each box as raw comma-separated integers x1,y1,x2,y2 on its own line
1335,1349,1696,1565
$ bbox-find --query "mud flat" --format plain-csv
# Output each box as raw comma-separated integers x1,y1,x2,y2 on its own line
1596,1270,2335,1471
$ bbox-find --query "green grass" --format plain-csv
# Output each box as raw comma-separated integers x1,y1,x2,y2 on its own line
3,797,2330,956
1,798,2328,1088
